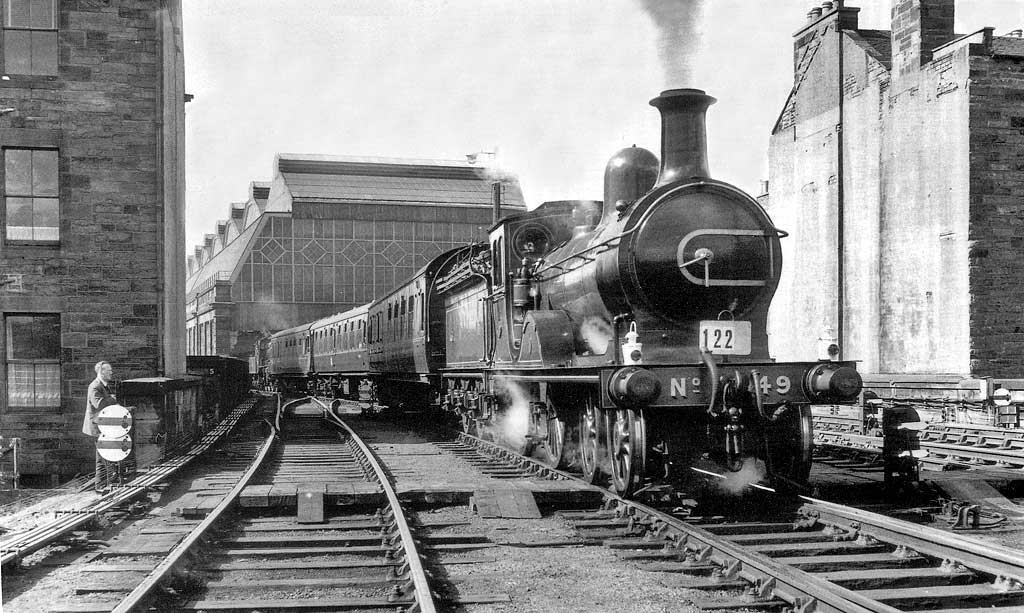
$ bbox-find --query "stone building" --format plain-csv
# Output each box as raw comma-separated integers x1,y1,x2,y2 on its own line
185,154,525,359
0,1,186,481
766,0,1024,379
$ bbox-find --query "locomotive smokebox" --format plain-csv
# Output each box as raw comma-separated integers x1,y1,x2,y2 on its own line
649,88,716,187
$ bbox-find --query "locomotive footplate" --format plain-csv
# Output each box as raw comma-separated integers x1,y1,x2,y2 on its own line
599,361,859,409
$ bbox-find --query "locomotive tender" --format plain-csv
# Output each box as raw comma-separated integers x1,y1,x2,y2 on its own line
255,89,863,496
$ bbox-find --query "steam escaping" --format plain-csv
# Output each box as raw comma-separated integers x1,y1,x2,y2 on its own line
638,0,708,87
488,378,531,451
252,294,303,332
720,457,768,495
580,316,613,355
692,457,769,495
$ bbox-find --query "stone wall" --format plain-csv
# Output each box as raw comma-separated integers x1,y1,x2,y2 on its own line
878,41,972,374
765,16,842,362
0,2,184,479
967,48,1024,375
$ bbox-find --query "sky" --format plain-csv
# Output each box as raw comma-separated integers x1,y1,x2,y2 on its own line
182,0,1024,252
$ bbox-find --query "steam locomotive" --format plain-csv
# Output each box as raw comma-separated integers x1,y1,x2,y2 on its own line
253,89,863,496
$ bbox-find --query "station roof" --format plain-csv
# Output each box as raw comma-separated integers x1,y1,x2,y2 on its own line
265,153,525,212
186,217,265,295
187,155,527,297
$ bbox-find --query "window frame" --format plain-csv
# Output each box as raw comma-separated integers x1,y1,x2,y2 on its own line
3,312,60,412
3,145,60,246
1,0,59,77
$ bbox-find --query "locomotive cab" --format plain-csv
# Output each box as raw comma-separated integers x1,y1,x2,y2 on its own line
487,202,577,362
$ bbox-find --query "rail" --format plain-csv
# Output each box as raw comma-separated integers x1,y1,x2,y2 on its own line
801,496,1024,584
316,397,438,613
0,397,260,569
111,397,283,612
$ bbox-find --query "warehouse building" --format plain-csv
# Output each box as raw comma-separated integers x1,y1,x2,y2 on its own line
186,154,525,359
766,0,1024,382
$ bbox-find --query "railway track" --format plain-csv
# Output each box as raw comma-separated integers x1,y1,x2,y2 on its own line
0,397,261,571
7,396,1024,612
457,429,1024,612
814,411,1024,473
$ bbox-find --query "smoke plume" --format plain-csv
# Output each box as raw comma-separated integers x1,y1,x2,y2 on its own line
638,0,708,87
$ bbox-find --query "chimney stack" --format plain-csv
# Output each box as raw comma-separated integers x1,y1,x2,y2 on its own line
649,89,716,187
891,0,955,81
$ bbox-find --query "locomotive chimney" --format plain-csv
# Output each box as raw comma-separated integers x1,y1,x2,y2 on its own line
649,88,716,187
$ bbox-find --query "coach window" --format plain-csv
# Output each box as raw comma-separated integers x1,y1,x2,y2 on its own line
400,298,406,339
5,313,59,410
3,0,58,76
5,148,58,243
406,297,412,337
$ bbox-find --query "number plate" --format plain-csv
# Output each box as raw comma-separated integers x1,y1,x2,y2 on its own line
699,321,751,355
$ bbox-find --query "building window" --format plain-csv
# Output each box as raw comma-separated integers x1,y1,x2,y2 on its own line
5,148,58,242
5,313,60,410
3,0,58,76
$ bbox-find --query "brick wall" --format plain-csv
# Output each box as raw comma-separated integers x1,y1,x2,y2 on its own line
967,53,1024,375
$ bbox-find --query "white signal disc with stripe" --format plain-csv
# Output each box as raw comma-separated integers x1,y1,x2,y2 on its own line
96,404,133,437
96,433,133,462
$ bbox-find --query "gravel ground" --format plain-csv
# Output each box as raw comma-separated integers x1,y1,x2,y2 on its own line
417,505,713,613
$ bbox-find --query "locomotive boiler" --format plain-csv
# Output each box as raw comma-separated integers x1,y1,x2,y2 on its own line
257,88,863,497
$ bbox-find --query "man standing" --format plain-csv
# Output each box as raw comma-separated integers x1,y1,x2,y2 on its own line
83,361,116,493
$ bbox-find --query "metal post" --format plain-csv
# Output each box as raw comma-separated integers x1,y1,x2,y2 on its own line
492,181,502,225
12,438,19,490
